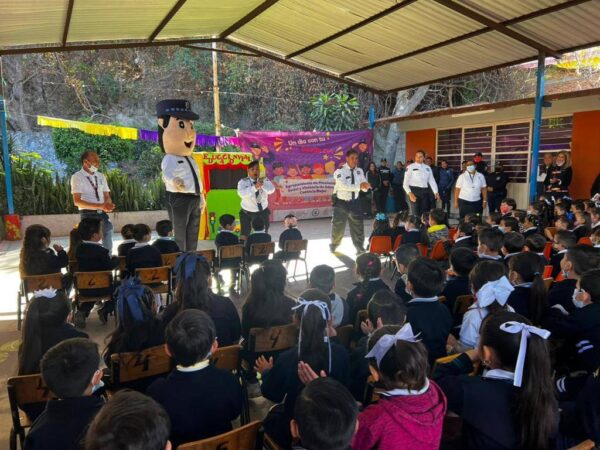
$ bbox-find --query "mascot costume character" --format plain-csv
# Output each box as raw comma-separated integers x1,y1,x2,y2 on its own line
157,99,205,252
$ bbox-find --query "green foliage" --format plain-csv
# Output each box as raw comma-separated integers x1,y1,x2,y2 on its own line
310,93,360,131
133,145,164,179
0,152,164,216
52,128,135,174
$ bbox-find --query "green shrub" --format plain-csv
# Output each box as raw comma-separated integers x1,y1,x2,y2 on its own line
52,128,135,174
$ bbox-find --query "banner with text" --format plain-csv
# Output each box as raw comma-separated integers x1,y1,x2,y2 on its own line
238,130,373,220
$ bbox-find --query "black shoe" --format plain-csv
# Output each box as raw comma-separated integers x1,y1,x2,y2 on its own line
73,310,86,329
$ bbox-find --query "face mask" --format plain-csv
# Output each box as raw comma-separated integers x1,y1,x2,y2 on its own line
88,164,99,174
572,289,586,309
478,252,487,258
562,269,569,279
556,160,564,167
401,273,408,284
500,206,510,214
405,286,413,298
474,156,481,163
467,165,476,173
498,226,505,233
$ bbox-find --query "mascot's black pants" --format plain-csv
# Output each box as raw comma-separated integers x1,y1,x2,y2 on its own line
166,192,201,252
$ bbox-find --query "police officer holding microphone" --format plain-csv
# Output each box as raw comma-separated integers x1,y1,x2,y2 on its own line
330,149,370,254
403,150,439,217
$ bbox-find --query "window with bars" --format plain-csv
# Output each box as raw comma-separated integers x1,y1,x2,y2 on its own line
435,116,572,184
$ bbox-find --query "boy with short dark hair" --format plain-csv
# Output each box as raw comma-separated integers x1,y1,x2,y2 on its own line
147,310,242,448
551,229,578,278
499,216,520,233
500,197,517,218
309,264,349,328
85,390,171,450
405,257,453,364
291,378,358,450
75,218,119,326
485,211,501,228
117,224,136,257
244,216,272,263
126,223,163,275
442,247,479,316
215,214,239,248
152,220,180,254
25,338,104,450
452,222,475,250
525,233,549,262
477,228,504,261
393,244,421,303
502,231,525,265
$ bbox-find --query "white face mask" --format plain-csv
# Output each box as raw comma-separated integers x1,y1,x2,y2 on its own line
467,165,476,173
88,164,99,174
572,288,586,309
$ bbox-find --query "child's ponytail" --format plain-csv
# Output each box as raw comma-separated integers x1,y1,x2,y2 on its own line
508,252,547,324
355,253,381,304
294,289,332,374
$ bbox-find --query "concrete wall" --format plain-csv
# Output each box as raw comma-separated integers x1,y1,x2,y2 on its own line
21,210,169,237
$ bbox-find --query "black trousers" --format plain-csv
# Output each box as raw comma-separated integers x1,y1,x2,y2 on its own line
458,198,483,219
239,208,270,240
487,190,506,213
408,186,431,217
392,184,408,212
166,192,201,252
374,189,386,213
439,188,452,214
330,200,365,251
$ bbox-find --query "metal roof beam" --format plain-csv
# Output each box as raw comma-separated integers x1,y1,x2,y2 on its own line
148,0,188,42
342,0,590,77
61,0,75,46
433,0,562,58
284,0,418,60
219,0,281,39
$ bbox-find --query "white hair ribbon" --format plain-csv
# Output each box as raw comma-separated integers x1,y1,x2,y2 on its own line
292,298,332,373
33,288,58,299
499,321,551,387
476,276,514,308
365,322,421,368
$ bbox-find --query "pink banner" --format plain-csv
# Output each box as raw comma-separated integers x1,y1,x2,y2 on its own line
238,130,373,220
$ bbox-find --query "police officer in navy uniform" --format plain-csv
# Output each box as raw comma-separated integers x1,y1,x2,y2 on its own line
379,158,392,213
157,99,205,252
403,150,439,217
330,149,370,254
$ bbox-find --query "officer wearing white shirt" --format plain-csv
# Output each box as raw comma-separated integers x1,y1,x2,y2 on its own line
454,159,488,219
71,151,115,254
330,149,370,253
237,160,276,239
403,150,439,217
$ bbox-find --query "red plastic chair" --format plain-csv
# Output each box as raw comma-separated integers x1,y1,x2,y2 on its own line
578,237,592,246
543,265,553,279
555,271,565,282
430,240,448,261
543,242,553,260
369,236,393,267
448,227,458,241
416,243,428,257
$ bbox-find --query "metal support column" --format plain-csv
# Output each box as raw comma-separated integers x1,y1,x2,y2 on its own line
529,52,546,203
0,96,14,214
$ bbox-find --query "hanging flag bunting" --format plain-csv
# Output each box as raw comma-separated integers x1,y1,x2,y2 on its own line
37,115,240,147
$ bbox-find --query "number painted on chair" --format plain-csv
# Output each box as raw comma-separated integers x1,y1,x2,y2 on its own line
150,270,159,281
134,354,150,372
87,278,96,287
216,442,229,450
269,329,282,349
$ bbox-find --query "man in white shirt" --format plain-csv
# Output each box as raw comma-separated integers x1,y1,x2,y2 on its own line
71,151,115,254
454,159,488,219
330,149,370,253
157,99,205,252
403,150,439,217
237,160,275,240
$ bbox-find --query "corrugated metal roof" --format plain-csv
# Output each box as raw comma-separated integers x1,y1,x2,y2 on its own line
0,0,599,93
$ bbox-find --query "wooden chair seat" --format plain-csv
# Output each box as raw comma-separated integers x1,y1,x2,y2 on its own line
197,249,216,265
18,273,66,330
74,271,114,304
453,295,475,317
8,374,55,450
161,252,181,268
247,324,298,354
210,345,241,372
249,242,275,259
109,345,173,389
177,420,263,450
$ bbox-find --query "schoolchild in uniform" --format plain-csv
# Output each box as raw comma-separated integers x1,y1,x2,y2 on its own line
147,310,242,449
352,323,447,450
550,230,577,279
275,214,303,260
477,228,504,262
393,244,421,303
117,224,136,257
442,247,479,319
347,253,390,323
125,223,163,275
435,311,557,449
405,257,452,364
152,220,180,254
24,338,104,450
501,232,524,266
506,252,546,323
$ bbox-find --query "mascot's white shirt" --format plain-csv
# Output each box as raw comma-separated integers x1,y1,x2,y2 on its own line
161,154,203,195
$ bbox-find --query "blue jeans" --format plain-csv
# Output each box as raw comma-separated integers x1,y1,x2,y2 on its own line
80,211,113,255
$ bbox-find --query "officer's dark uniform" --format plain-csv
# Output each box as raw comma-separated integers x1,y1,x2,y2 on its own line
379,162,392,213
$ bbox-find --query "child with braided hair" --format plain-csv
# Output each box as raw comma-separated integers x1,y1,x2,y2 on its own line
346,252,390,324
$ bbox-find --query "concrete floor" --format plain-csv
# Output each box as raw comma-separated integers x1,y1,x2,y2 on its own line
0,217,397,447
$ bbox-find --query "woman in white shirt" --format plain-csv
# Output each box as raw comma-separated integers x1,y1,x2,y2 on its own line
454,160,488,219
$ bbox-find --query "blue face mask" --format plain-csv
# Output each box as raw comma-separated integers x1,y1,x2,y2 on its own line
498,226,505,233
562,269,569,279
